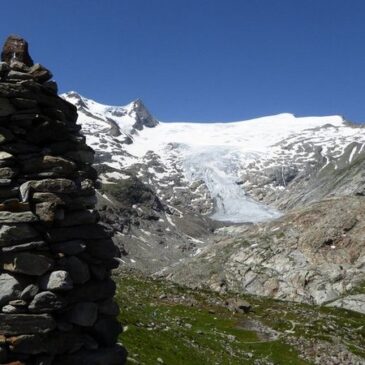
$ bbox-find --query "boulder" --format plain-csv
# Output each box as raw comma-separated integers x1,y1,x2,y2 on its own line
1,253,53,276
0,224,39,247
0,314,56,335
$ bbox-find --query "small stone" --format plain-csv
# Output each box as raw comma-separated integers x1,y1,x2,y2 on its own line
0,273,24,306
0,211,38,224
2,304,24,313
28,291,66,313
20,284,39,301
28,63,53,83
40,270,73,291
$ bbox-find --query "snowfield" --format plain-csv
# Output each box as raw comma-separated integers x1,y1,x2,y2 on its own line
62,92,365,223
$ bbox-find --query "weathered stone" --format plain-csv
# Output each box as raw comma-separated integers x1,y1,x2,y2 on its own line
0,97,16,116
1,253,53,276
7,70,33,80
0,151,14,161
28,64,52,83
0,224,39,247
91,316,122,346
0,167,17,179
40,271,73,291
1,35,34,66
0,211,38,223
1,240,46,253
50,240,86,255
66,302,98,327
28,291,66,313
0,273,24,306
35,202,63,223
31,192,67,206
19,284,39,301
2,304,25,314
20,178,77,201
58,256,90,285
22,155,76,175
0,314,55,335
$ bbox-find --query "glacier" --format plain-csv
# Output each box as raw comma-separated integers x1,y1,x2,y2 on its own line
180,145,280,223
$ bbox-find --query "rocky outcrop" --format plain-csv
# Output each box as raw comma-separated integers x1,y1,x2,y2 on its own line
0,36,126,364
167,196,365,313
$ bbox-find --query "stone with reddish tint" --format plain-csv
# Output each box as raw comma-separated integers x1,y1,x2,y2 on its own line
1,35,34,66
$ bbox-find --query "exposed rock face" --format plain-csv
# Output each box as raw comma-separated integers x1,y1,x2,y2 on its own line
0,36,126,364
167,196,365,312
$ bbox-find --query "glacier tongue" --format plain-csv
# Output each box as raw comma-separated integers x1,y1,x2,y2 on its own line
181,145,280,223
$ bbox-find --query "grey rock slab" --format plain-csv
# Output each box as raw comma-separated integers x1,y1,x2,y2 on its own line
0,223,39,247
28,291,66,313
0,313,56,335
0,273,24,306
0,210,38,224
40,270,73,291
326,294,365,314
1,252,54,276
1,240,47,253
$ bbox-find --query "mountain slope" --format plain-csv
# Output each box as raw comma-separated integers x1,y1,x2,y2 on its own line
62,92,365,313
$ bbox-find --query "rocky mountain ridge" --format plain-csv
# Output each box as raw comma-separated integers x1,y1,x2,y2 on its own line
63,92,365,315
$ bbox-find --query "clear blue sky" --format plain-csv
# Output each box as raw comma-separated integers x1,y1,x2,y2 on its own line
1,0,365,123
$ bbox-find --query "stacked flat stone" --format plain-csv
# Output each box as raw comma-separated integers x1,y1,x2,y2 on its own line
0,35,127,365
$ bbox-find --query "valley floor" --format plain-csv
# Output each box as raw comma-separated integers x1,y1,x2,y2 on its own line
115,270,365,365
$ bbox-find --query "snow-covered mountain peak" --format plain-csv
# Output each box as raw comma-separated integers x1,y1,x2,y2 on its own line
64,93,364,223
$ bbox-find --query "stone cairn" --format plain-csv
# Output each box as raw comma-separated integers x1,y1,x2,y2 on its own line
0,35,127,364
